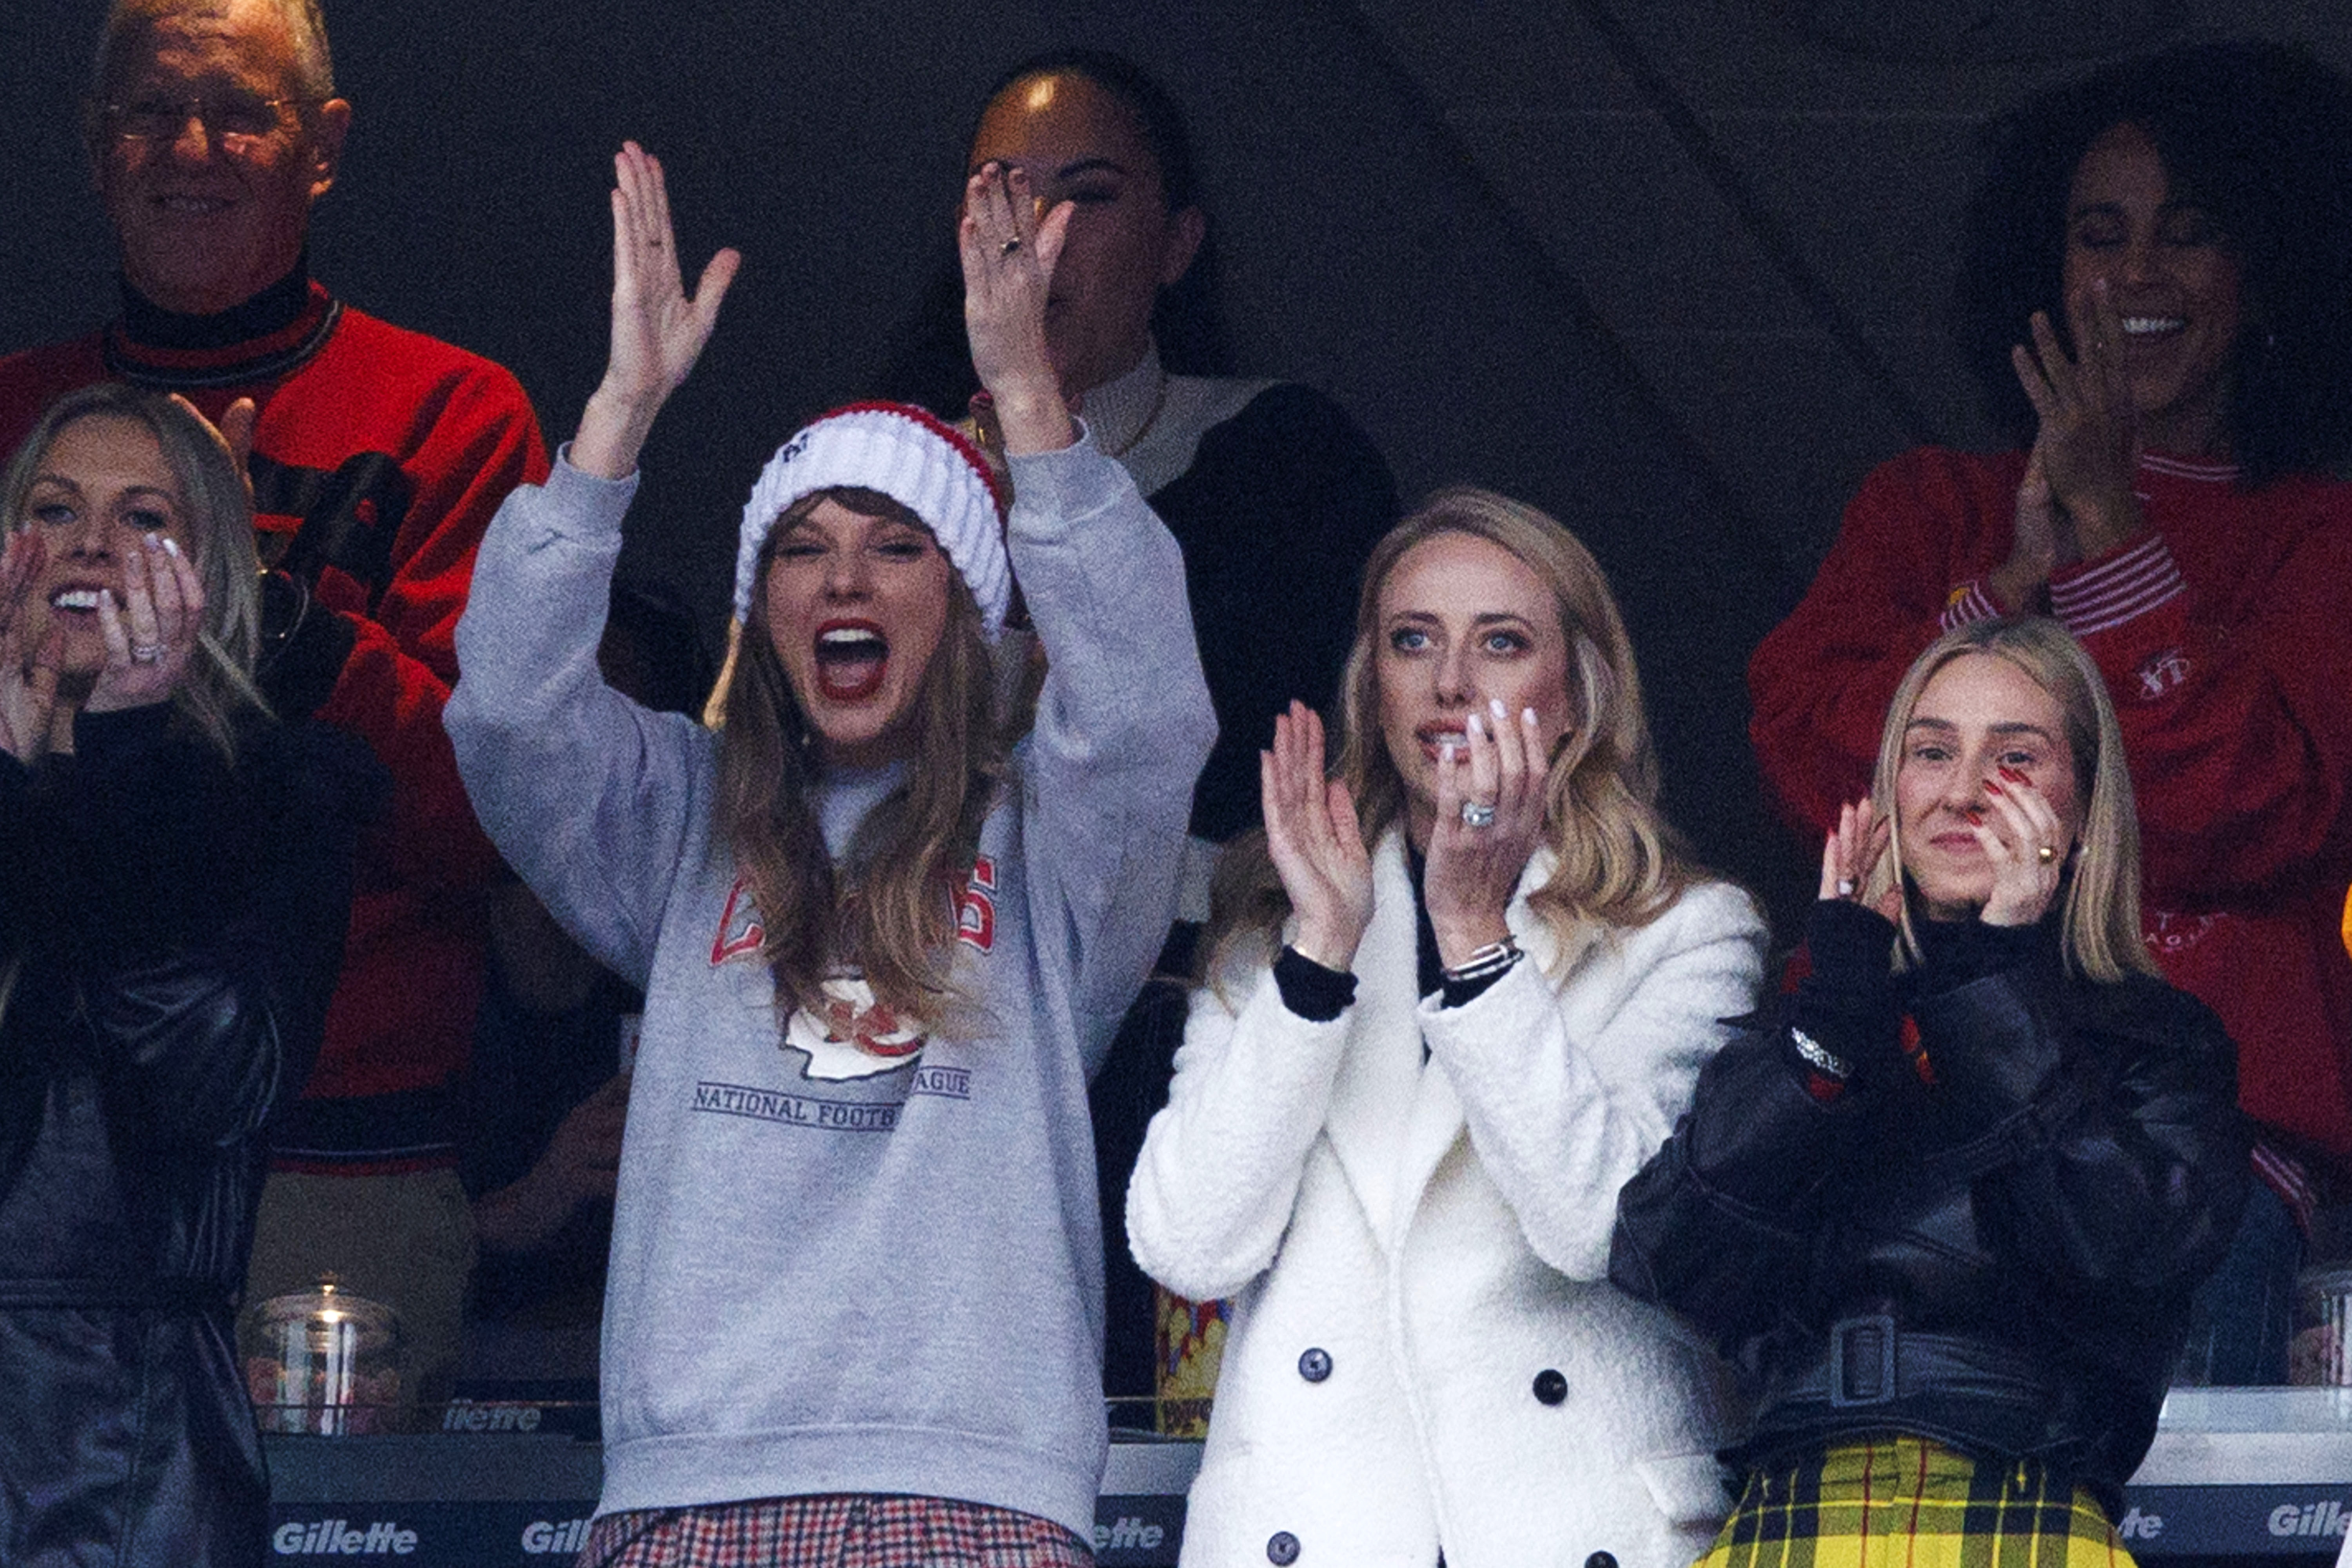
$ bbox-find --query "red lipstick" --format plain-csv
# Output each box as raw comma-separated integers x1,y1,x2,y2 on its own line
812,618,889,703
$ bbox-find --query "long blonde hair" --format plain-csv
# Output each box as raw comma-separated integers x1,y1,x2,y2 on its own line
1209,487,1701,975
1865,617,2158,981
713,486,1007,1032
1,384,268,761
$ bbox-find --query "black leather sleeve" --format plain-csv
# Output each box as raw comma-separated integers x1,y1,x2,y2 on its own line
1609,1009,1857,1345
36,709,381,1147
1610,900,1902,1341
1916,967,2250,1301
1787,900,1902,1080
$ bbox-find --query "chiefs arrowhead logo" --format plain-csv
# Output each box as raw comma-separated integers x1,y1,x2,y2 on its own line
783,976,928,1080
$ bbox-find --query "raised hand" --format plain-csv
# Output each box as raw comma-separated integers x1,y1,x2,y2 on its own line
1425,698,1548,967
2010,280,2144,558
1973,766,2071,927
1261,701,1372,971
216,397,258,485
1817,796,1900,921
170,393,258,498
1986,444,2073,613
574,142,742,481
0,530,60,763
959,160,1073,456
83,531,203,716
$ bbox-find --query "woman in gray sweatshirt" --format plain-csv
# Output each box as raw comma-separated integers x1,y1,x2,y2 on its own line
445,142,1214,1564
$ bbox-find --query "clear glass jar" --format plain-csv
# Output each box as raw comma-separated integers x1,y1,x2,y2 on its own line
240,1276,403,1434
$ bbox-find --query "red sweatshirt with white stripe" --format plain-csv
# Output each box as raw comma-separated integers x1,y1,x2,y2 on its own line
1750,445,2352,1166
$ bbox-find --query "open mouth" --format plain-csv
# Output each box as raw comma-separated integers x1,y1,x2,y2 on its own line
48,586,107,614
1414,721,1468,762
812,620,889,702
2120,315,2186,339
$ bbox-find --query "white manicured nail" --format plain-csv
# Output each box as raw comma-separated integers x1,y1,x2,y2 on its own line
1466,711,1484,739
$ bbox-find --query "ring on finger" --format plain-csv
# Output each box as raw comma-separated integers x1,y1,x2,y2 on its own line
2036,844,2056,864
1459,800,1497,829
1836,878,1856,897
999,237,1022,258
129,643,164,664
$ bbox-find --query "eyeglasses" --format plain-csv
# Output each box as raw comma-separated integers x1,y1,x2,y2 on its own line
101,94,303,146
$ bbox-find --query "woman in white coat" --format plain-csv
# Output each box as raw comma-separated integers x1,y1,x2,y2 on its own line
1128,487,1768,1568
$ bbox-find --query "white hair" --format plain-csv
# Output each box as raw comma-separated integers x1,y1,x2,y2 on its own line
96,0,337,103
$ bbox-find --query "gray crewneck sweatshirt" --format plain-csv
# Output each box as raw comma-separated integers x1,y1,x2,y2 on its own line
446,434,1214,1539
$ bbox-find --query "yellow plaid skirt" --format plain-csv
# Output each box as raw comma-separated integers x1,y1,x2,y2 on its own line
1695,1436,2132,1568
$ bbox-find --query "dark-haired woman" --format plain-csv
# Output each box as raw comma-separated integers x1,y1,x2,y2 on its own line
0,385,377,1565
1748,40,2352,1383
446,143,1211,1562
1619,617,2247,1568
880,45,1401,1407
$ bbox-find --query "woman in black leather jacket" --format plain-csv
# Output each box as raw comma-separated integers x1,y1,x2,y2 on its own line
0,385,378,1567
1612,615,2247,1566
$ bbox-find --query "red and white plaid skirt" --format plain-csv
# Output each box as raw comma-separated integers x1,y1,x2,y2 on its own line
579,1492,1094,1568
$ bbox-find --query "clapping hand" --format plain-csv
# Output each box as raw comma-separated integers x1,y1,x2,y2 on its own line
1987,443,2078,613
1425,698,1548,967
1972,768,2070,927
0,530,60,763
959,160,1074,456
171,393,256,498
0,527,202,763
2010,279,2144,555
1262,701,1372,971
82,531,203,717
1818,797,1900,921
574,142,741,481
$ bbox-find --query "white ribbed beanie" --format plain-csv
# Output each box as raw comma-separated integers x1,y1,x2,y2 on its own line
734,401,1013,640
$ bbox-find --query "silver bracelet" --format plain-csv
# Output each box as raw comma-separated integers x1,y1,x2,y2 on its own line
1789,1026,1851,1080
1441,935,1523,986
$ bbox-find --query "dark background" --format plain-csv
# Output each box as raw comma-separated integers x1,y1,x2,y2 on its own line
7,0,2347,920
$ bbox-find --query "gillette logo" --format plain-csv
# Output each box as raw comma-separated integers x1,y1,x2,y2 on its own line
1091,1515,1167,1551
523,1518,593,1554
2270,1500,2352,1538
272,1519,417,1555
441,1397,543,1432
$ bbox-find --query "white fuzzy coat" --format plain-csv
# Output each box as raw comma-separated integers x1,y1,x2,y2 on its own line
1128,835,1767,1568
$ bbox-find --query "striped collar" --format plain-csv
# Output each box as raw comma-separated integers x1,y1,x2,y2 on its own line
102,277,341,391
2136,450,2239,485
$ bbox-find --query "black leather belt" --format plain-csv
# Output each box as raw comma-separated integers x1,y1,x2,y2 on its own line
1774,1316,2056,1410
